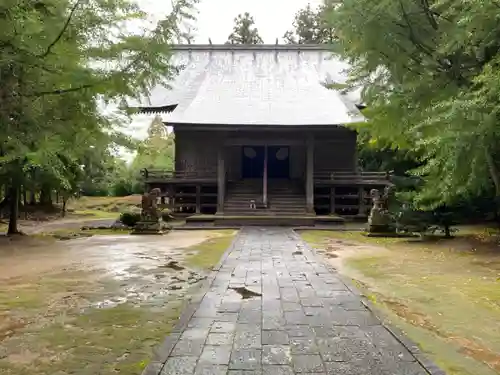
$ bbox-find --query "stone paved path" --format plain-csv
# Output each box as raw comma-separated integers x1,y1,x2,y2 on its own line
147,227,438,375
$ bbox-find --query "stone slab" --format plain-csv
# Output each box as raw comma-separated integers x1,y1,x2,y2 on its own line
144,228,442,375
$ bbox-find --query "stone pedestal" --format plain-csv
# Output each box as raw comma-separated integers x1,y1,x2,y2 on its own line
131,220,170,235
366,187,395,235
367,208,395,234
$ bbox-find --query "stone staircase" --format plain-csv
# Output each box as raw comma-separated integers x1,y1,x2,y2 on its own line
224,179,308,216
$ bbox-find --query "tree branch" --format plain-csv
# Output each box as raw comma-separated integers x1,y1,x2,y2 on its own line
27,53,145,97
418,0,439,29
398,0,435,57
31,83,95,97
40,0,83,58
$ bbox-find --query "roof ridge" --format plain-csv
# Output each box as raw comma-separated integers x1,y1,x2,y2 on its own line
170,44,332,52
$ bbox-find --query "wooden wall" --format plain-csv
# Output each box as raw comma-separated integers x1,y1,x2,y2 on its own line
175,130,219,178
314,139,357,173
174,126,357,178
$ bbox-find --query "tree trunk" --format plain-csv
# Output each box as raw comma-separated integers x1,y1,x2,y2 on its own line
62,196,67,218
22,186,27,219
0,194,9,211
484,149,500,223
7,185,20,235
40,185,53,207
29,190,36,205
443,224,452,238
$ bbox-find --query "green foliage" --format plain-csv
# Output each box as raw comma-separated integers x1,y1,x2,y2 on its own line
283,1,338,44
119,212,141,227
131,116,175,171
227,12,263,44
0,0,198,232
395,205,457,238
328,0,500,213
161,212,174,222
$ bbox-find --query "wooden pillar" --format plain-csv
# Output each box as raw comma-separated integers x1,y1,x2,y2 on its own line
306,135,315,214
217,147,226,214
330,187,336,215
359,186,366,216
196,184,201,214
263,145,268,207
168,185,175,213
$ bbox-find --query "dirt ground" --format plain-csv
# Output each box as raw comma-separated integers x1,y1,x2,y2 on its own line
0,195,144,234
0,230,236,375
300,229,500,375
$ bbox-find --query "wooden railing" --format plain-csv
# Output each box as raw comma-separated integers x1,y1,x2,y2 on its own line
141,169,216,180
314,171,391,182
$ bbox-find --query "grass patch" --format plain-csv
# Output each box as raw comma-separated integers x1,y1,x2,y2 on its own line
0,266,187,375
34,228,131,240
68,195,141,214
185,230,237,269
369,299,499,375
1,302,183,375
72,209,120,219
300,229,500,375
300,229,403,248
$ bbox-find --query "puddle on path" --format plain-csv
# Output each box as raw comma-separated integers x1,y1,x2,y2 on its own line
0,230,224,373
229,287,262,299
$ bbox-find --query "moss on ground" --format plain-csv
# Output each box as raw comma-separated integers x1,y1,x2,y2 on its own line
0,268,185,375
300,229,500,375
0,232,226,375
68,195,142,214
40,228,132,239
185,230,237,269
71,209,120,219
1,302,182,375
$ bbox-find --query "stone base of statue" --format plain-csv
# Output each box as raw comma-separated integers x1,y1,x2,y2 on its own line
133,188,170,235
365,187,396,236
132,220,170,235
367,209,395,235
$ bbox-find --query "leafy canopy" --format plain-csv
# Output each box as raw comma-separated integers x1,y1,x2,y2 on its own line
0,0,198,232
227,12,263,44
329,0,500,209
283,1,338,44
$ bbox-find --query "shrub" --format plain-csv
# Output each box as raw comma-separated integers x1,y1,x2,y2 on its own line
119,212,141,227
395,205,458,238
112,180,134,197
161,211,174,222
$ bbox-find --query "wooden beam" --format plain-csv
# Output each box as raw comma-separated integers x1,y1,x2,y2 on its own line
224,138,303,146
330,187,336,215
217,148,226,214
168,185,175,212
196,184,201,214
358,187,366,216
263,146,268,207
306,135,315,214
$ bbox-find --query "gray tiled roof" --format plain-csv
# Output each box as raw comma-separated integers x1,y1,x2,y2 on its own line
133,44,364,126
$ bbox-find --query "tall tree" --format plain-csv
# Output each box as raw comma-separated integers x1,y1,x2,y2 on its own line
227,12,264,44
132,116,175,171
284,1,337,44
0,0,198,234
328,0,500,211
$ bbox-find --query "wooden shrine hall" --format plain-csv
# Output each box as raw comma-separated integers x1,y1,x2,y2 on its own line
134,44,391,226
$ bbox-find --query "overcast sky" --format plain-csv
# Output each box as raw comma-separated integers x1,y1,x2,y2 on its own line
121,0,322,161
140,0,322,44
124,0,323,146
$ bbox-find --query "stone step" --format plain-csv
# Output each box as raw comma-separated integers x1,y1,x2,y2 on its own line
223,211,308,216
224,208,307,214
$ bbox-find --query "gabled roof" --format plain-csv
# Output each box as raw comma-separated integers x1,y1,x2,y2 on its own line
133,44,364,126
